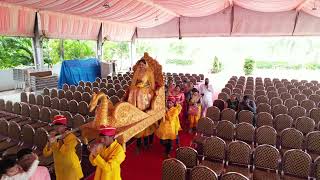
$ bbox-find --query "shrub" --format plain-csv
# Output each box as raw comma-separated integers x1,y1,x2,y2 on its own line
166,59,193,66
243,58,255,75
211,56,223,73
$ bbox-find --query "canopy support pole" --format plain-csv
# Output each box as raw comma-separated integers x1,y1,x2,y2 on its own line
130,28,137,68
32,13,43,69
97,23,103,60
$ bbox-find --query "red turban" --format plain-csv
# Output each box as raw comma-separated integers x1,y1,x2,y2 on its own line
99,125,116,137
52,115,67,126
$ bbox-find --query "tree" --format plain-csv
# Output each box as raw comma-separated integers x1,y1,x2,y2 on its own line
0,36,34,69
103,41,129,61
169,41,186,56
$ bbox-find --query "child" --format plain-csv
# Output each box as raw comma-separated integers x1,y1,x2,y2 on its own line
155,97,182,158
0,155,39,180
188,88,202,133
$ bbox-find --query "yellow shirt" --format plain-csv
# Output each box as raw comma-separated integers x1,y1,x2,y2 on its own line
89,140,126,180
156,104,182,140
43,133,83,180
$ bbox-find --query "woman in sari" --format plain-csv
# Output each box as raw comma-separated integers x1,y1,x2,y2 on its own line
188,88,202,133
127,59,157,153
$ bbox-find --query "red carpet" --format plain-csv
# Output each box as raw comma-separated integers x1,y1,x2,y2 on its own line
121,131,194,180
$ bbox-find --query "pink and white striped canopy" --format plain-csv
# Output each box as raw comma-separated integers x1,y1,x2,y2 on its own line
1,0,320,40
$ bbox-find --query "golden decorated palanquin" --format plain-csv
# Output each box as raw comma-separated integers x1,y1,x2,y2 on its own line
80,53,165,150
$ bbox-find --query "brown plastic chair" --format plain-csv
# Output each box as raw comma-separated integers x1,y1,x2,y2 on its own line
256,95,269,106
282,149,311,179
253,144,280,180
162,158,186,180
68,100,79,114
255,126,277,146
218,92,229,102
225,141,251,178
280,92,292,102
36,95,44,106
284,98,298,111
235,122,255,146
257,103,271,114
92,87,100,94
201,137,226,176
58,89,65,99
29,94,36,105
51,98,60,110
20,92,28,103
78,101,89,116
78,81,85,87
110,96,120,105
256,112,273,128
59,98,69,111
294,94,307,105
39,107,51,123
270,97,283,107
43,95,51,107
309,94,320,106
255,90,266,99
277,87,288,95
206,106,220,122
222,87,232,95
62,84,69,91
5,101,13,113
295,116,315,135
73,114,86,129
272,104,288,118
107,88,117,97
306,131,320,161
216,120,234,144
221,172,249,180
65,90,73,101
238,110,254,124
76,86,84,93
176,147,198,169
274,114,293,133
310,86,319,93
280,128,303,155
289,106,306,124
190,166,218,180
84,86,92,94
73,91,82,102
50,89,58,98
13,102,21,115
221,108,236,124
301,99,316,114
82,92,91,104
310,108,320,127
61,111,73,128
289,88,300,97
70,85,77,93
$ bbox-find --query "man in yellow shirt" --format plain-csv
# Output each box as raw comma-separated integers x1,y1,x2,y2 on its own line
89,126,126,180
43,115,83,180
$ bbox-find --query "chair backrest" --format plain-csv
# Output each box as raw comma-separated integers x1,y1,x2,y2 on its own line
61,111,73,128
267,86,277,93
227,141,251,166
310,85,319,93
225,84,234,91
277,87,288,95
20,92,28,102
257,103,271,114
0,118,9,136
21,103,30,117
50,89,58,98
255,86,264,91
222,87,232,95
274,114,293,133
110,96,120,105
107,88,117,97
295,116,315,135
301,99,316,114
298,85,307,92
84,86,92,94
235,122,255,144
68,100,79,114
255,126,277,146
21,124,35,145
218,92,229,102
59,98,69,111
78,101,89,116
280,92,292,102
221,108,236,124
51,97,60,110
29,93,36,104
238,110,254,124
78,81,85,87
255,90,266,98
256,95,269,106
272,104,288,118
176,147,198,169
13,102,21,115
280,128,304,151
162,158,186,180
73,114,86,129
221,172,249,180
50,109,60,119
289,88,300,97
289,106,306,124
309,94,320,106
85,82,92,88
5,100,13,113
92,82,99,88
82,92,91,104
196,117,214,136
92,87,100,94
216,120,234,141
73,91,82,102
302,88,313,97
256,112,273,127
39,107,51,123
267,91,278,100
30,105,40,120
205,106,220,122
58,89,65,99
314,157,320,180
8,121,21,140
65,90,74,101
62,84,69,91
282,149,311,178
190,166,218,180
294,94,307,105
284,98,298,111
203,136,226,161
34,128,49,150
309,108,320,125
76,86,84,93
254,144,280,171
36,95,44,106
43,95,51,107
306,131,320,155
116,89,126,99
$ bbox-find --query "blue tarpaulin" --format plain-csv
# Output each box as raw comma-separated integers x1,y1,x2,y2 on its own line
58,58,101,89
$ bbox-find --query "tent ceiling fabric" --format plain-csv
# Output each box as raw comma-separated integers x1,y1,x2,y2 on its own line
2,0,320,40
